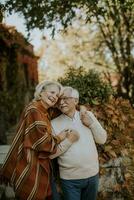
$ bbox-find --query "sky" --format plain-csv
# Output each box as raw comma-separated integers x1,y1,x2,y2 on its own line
3,11,43,51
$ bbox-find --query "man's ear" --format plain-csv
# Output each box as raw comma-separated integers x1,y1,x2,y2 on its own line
74,98,79,105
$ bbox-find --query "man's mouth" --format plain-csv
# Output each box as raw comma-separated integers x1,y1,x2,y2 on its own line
60,105,68,109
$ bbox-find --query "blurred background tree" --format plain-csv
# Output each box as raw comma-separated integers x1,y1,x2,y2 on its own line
37,18,115,81
0,4,4,22
2,0,134,104
58,66,113,105
0,24,38,144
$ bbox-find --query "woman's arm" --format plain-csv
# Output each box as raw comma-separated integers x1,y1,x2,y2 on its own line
50,130,79,159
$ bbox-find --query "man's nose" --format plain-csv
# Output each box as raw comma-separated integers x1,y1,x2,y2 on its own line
60,98,64,104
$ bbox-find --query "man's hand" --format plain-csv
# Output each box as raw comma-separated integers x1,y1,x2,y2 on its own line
80,106,93,128
66,129,79,143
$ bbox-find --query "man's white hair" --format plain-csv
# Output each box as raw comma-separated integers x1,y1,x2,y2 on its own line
34,80,63,100
63,86,79,99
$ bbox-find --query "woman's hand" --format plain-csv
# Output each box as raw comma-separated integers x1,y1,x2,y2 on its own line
66,129,79,143
57,129,68,141
57,129,79,143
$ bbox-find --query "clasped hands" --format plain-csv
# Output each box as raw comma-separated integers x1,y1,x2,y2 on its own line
58,129,79,143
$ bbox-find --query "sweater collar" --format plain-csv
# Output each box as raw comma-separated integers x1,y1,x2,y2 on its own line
62,110,79,121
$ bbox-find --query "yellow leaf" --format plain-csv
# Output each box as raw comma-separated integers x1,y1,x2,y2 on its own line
109,150,117,158
106,109,114,116
113,184,121,192
112,117,118,125
124,173,131,180
128,122,134,128
111,140,120,145
104,145,112,152
121,149,129,156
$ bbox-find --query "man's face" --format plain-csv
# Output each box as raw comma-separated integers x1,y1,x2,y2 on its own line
58,89,78,115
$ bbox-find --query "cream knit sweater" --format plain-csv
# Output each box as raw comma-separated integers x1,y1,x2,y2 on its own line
51,110,107,180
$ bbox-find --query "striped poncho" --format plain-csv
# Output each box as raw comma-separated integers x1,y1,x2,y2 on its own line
1,100,59,200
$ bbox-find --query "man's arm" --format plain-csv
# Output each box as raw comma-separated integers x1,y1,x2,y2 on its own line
80,108,107,144
87,111,107,144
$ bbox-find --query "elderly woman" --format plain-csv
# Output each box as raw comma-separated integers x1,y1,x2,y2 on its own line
0,80,73,200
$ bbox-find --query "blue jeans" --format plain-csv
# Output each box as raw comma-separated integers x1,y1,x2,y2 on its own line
60,174,99,200
51,176,61,200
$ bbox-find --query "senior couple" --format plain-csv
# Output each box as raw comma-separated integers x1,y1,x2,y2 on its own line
1,80,107,200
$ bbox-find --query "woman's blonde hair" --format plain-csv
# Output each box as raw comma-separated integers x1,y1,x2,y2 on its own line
34,80,63,100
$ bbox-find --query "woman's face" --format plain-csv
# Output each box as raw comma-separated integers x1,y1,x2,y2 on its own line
40,85,60,108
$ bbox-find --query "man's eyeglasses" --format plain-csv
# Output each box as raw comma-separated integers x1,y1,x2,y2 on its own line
59,97,75,102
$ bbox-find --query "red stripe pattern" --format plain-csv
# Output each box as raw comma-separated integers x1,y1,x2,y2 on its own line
1,100,58,200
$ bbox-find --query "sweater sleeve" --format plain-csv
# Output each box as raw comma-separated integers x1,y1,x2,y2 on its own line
49,138,72,159
88,111,107,144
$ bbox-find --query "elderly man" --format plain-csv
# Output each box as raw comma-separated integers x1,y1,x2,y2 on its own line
51,86,107,200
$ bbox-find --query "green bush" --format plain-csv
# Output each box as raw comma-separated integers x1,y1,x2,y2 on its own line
58,67,113,104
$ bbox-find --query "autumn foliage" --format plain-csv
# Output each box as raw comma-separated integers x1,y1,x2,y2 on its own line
50,97,134,199
85,97,134,199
